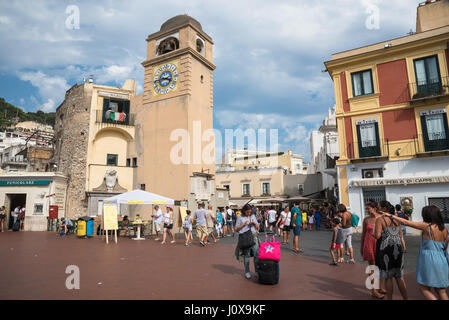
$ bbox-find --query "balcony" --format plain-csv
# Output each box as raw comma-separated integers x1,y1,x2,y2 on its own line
409,76,449,102
414,133,449,157
95,110,135,126
348,139,389,163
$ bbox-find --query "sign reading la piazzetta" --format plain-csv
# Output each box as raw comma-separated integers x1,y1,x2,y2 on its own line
152,60,179,96
352,176,449,187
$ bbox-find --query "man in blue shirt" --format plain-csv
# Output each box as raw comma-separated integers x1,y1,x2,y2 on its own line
395,204,408,235
291,203,303,253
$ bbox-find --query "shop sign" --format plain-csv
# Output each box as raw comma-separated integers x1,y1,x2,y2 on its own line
98,91,129,100
352,176,449,187
0,180,51,186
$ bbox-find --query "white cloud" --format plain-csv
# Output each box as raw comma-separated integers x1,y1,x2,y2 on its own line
18,71,70,112
0,0,422,157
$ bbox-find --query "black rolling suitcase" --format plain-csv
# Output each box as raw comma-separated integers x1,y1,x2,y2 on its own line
257,259,279,285
12,220,20,231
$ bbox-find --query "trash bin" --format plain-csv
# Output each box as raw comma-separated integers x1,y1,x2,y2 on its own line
86,218,94,237
77,219,86,237
77,216,94,238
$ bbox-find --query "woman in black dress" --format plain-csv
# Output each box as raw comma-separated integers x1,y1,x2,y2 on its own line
374,201,408,300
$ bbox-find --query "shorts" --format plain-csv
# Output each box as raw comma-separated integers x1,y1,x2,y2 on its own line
340,227,353,248
293,225,301,236
226,220,233,227
207,227,215,235
183,226,192,232
155,222,162,232
270,221,276,227
196,225,208,238
283,225,291,232
164,223,173,230
331,243,342,250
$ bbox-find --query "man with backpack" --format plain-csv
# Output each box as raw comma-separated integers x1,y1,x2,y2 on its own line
396,204,408,235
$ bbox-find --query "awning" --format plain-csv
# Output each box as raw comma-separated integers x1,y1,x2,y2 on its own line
229,199,252,209
103,189,175,205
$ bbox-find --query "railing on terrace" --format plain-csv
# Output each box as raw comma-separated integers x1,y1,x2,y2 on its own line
409,76,449,101
347,139,389,160
95,110,135,126
414,133,449,154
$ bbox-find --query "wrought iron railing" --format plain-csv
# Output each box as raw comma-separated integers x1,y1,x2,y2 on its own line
414,133,449,153
347,138,389,160
95,110,135,126
409,76,449,101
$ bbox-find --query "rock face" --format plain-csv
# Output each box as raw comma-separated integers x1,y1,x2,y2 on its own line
53,83,92,218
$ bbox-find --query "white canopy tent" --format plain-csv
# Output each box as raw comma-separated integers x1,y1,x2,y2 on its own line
102,189,175,240
103,189,175,206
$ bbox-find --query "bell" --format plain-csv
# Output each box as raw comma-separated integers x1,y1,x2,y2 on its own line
162,41,173,54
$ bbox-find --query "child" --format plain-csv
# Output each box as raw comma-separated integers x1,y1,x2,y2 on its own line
215,209,223,237
308,214,314,231
330,218,342,265
183,210,193,246
301,210,308,231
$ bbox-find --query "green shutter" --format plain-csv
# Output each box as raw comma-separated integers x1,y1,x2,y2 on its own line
102,98,110,122
123,100,130,125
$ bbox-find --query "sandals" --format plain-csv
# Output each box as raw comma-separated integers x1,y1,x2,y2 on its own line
349,259,355,264
170,240,176,244
371,293,385,299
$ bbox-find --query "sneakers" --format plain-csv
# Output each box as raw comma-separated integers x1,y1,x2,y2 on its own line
329,261,338,266
245,272,251,279
200,241,205,247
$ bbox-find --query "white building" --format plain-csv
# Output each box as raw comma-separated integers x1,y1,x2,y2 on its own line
309,106,340,201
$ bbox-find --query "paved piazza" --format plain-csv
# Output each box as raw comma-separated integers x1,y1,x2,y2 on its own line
0,230,436,300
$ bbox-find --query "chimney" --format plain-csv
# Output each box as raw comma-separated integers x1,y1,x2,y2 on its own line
416,0,449,33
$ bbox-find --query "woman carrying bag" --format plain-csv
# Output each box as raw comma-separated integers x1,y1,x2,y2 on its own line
234,204,260,279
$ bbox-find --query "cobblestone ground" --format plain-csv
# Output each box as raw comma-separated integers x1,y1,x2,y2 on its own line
0,230,437,300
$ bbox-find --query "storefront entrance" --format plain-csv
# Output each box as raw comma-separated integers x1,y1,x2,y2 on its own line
5,194,26,229
362,188,386,206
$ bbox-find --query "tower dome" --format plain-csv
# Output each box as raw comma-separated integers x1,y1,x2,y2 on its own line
160,14,202,32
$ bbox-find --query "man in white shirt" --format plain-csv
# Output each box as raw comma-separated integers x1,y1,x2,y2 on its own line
225,206,234,236
267,207,277,232
152,205,163,241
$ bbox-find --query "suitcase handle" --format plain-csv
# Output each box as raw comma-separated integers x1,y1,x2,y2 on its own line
265,234,275,242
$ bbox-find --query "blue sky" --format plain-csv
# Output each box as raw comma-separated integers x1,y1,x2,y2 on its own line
0,0,420,161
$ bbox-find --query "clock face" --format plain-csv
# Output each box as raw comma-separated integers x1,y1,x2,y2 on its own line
152,60,179,96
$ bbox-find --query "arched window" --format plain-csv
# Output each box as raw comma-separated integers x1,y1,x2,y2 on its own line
156,37,179,55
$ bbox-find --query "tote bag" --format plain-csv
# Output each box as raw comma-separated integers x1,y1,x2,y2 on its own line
238,229,255,249
258,234,281,261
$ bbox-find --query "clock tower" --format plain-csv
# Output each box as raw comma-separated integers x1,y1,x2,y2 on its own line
138,15,216,201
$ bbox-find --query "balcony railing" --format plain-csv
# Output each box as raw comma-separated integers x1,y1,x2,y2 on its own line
95,110,135,126
414,133,449,154
348,139,389,161
409,76,449,101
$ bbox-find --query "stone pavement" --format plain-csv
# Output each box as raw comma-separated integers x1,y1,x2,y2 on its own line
0,230,434,300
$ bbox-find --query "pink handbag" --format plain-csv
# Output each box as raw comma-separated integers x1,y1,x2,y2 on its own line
258,234,281,261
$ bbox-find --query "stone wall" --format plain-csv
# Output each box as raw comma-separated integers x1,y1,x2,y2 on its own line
53,84,92,218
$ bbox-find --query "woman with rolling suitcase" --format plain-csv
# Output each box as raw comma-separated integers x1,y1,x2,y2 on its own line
234,204,260,280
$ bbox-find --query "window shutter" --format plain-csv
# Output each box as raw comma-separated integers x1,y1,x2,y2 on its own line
102,98,110,122
123,100,130,125
374,122,381,155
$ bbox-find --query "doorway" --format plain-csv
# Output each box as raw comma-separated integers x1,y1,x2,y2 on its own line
5,194,26,229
